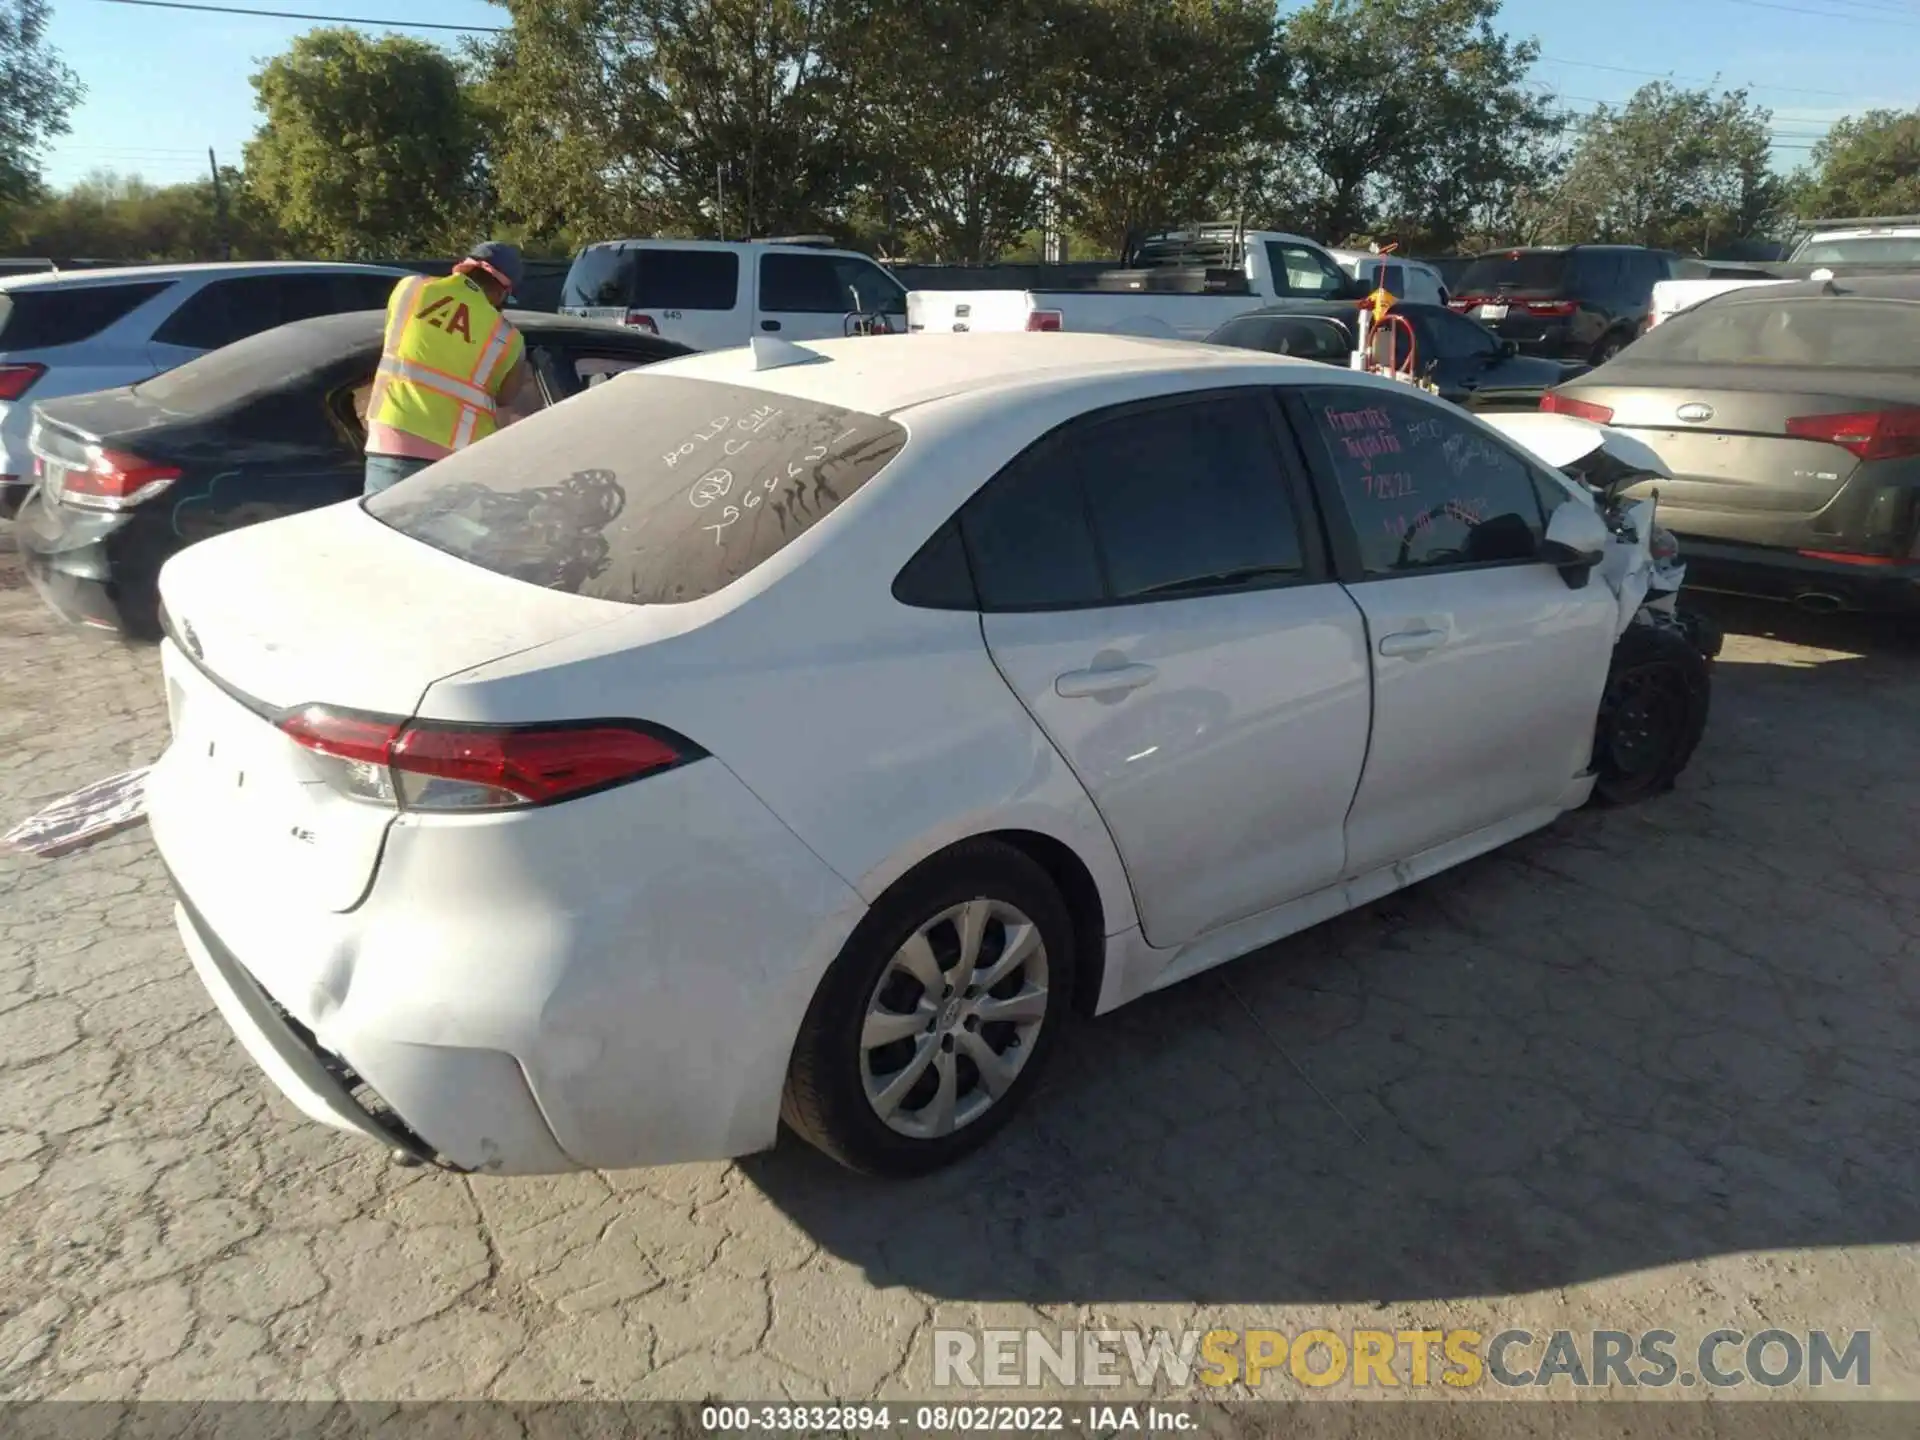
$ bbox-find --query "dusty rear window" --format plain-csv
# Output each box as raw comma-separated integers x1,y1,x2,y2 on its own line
366,375,908,605
1457,251,1569,293
1624,296,1920,369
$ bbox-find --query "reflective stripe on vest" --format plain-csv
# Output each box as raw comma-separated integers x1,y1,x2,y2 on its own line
369,273,523,453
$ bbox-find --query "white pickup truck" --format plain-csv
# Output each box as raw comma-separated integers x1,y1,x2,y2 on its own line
1646,214,1920,330
905,227,1446,340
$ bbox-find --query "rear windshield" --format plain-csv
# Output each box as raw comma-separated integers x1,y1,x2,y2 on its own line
561,247,741,312
0,280,170,352
135,311,381,413
1792,235,1920,264
367,376,908,605
1209,314,1351,362
1456,252,1568,293
1623,296,1920,369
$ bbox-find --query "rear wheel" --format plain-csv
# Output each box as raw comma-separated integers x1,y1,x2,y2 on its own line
782,840,1075,1177
1591,332,1629,365
1589,620,1711,806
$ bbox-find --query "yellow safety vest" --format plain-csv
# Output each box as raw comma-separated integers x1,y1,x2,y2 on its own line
367,273,525,455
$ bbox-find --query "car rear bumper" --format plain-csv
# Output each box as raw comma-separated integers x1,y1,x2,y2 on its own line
147,652,871,1172
1675,536,1920,612
14,488,158,636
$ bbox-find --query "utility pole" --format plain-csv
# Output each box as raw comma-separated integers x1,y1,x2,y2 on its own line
208,148,231,260
716,162,725,242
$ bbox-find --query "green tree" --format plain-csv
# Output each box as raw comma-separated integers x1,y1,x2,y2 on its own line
5,168,286,260
0,0,82,212
481,0,857,246
1048,0,1285,256
1795,108,1920,220
838,0,1066,262
1545,82,1784,252
245,27,484,257
1273,0,1557,250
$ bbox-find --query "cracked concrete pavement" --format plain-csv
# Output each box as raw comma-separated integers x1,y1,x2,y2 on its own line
3,524,1918,1404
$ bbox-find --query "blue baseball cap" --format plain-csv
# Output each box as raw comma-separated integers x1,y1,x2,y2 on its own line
456,241,525,296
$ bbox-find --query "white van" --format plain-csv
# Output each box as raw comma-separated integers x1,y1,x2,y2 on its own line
558,238,908,350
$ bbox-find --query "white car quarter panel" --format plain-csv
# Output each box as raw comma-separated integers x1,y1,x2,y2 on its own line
982,585,1372,948
1339,563,1617,876
153,744,867,1170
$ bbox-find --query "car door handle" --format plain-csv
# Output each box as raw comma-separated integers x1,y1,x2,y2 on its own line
1377,628,1448,658
760,319,782,332
1055,663,1158,699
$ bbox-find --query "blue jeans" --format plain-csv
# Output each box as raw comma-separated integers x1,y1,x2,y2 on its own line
364,453,433,496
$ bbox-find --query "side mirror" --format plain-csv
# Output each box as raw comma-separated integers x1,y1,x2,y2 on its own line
1539,501,1610,589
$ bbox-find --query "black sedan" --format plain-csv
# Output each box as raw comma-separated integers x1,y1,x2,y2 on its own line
15,310,692,638
1204,302,1580,411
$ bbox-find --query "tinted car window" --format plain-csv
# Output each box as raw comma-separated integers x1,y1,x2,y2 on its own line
835,257,908,315
1300,387,1547,575
635,249,739,310
367,377,906,606
758,253,900,314
0,281,169,350
1209,314,1352,362
1457,251,1568,293
1623,296,1920,368
959,436,1106,610
960,394,1304,609
561,247,633,308
337,272,404,312
1076,397,1304,599
1423,307,1501,358
153,273,375,351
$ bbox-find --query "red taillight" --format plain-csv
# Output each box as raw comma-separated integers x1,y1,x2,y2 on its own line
277,706,696,811
1541,392,1615,424
1522,299,1578,316
58,447,182,510
623,311,660,334
1784,408,1920,463
0,362,46,401
1797,549,1901,567
1027,310,1063,332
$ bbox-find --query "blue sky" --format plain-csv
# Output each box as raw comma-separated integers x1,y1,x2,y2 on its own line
39,0,1920,190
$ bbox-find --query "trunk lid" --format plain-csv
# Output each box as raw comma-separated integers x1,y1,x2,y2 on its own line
1562,366,1905,514
152,502,634,912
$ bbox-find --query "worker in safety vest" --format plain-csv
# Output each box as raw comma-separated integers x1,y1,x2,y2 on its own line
363,241,531,496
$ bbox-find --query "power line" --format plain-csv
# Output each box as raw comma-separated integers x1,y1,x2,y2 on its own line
1716,0,1920,26
81,0,504,32
1533,53,1851,99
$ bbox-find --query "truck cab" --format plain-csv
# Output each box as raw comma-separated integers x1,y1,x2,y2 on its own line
559,238,908,350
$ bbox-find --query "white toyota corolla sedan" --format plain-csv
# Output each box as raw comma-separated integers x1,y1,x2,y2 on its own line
147,332,1704,1178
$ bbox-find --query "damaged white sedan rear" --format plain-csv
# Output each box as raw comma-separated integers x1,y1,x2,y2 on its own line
147,333,1713,1179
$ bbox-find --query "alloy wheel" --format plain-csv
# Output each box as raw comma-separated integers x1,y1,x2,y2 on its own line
859,898,1050,1140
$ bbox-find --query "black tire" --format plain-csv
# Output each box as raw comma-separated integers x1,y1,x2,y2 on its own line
1589,619,1711,807
782,839,1076,1177
1591,332,1628,366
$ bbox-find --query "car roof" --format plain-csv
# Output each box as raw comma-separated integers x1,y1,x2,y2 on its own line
215,307,695,368
0,260,409,292
647,332,1324,415
1707,273,1920,303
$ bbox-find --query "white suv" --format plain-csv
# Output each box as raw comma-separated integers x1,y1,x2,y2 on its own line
0,262,409,518
559,237,908,350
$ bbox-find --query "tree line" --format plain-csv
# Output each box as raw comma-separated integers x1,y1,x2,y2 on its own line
1,0,1916,266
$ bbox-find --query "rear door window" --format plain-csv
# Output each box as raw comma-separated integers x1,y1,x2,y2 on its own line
0,281,170,351
156,272,406,351
759,253,851,312
366,376,907,605
959,392,1308,609
561,248,739,312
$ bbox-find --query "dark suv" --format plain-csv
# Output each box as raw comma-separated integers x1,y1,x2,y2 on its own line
1449,246,1698,365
